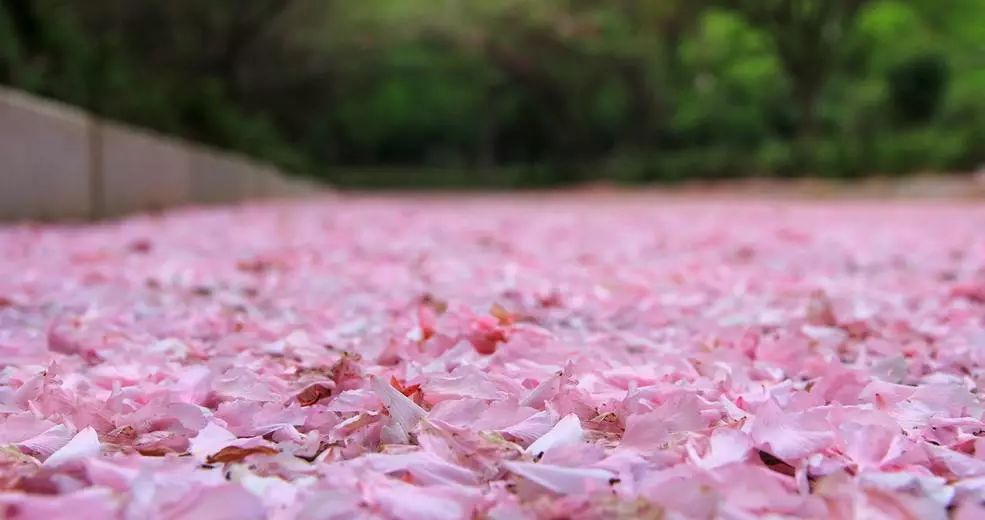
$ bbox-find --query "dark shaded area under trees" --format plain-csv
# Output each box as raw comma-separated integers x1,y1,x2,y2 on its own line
2,0,984,187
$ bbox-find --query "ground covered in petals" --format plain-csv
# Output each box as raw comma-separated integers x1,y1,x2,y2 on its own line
3,196,985,519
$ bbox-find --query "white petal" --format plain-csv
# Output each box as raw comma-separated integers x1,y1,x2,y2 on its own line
44,427,100,466
525,414,583,458
504,461,613,494
189,422,238,461
371,376,427,431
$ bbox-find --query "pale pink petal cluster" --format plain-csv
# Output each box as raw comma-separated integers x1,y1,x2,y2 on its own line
2,196,985,519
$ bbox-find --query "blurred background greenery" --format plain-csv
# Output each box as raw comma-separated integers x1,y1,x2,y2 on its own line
2,0,983,187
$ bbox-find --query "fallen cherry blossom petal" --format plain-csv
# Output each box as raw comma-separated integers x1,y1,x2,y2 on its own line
43,427,99,467
370,375,428,432
503,461,614,494
0,196,984,518
525,413,583,460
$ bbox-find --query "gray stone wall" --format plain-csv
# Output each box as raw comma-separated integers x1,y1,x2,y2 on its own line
0,87,321,221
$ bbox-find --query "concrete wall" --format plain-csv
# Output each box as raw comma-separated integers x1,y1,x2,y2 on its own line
99,122,194,217
189,146,253,205
0,87,321,221
0,88,92,220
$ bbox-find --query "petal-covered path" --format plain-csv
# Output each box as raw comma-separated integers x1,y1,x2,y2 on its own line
2,196,985,519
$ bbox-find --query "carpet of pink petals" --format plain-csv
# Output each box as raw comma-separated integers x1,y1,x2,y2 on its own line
3,196,985,519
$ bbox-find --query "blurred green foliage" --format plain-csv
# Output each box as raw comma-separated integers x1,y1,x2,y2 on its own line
1,0,983,186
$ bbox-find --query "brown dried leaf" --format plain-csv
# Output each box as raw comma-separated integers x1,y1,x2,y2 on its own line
805,290,837,326
297,383,333,407
105,425,137,444
236,258,275,274
758,450,796,477
137,446,175,457
420,293,448,314
206,445,278,464
490,303,515,326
